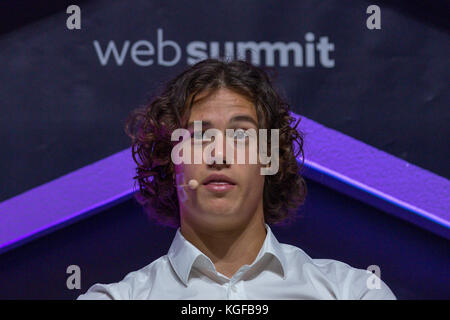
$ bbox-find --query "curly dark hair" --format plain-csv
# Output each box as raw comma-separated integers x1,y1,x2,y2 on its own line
124,58,307,228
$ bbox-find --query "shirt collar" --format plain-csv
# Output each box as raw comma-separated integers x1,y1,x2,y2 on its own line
167,223,288,286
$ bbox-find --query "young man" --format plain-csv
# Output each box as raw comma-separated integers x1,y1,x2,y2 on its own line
77,59,396,300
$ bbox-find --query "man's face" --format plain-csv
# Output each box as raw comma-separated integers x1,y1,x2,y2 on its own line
174,87,265,232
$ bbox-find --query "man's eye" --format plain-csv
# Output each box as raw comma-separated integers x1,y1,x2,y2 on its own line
191,131,204,139
233,129,249,140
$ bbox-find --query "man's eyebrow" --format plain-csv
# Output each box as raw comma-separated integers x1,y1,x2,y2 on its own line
229,115,258,127
187,120,213,130
186,115,258,130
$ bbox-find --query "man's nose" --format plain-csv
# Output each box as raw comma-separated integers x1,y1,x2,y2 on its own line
208,131,232,167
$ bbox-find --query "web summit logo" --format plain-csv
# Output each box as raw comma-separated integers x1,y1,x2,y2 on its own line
93,28,335,68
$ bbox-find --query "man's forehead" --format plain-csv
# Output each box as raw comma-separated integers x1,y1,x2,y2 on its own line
186,89,258,124
188,100,258,125
191,89,253,109
190,102,256,116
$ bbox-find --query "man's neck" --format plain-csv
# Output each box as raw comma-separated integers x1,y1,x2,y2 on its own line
180,216,267,279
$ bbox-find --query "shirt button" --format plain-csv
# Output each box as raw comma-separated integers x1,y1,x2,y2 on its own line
231,285,237,292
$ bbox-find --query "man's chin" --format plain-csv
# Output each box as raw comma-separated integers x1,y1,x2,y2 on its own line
198,215,246,233
203,206,236,217
200,195,235,208
199,187,236,199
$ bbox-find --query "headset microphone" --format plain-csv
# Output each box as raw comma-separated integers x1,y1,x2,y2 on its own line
175,173,199,202
187,179,199,190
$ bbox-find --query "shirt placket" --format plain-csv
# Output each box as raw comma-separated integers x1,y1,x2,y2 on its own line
225,266,249,300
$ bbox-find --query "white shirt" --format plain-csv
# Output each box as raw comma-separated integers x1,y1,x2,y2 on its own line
77,223,396,300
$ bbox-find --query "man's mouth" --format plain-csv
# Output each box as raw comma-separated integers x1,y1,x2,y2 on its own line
203,182,236,192
202,174,236,192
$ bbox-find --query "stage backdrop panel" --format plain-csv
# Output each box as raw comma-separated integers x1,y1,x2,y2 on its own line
0,0,449,202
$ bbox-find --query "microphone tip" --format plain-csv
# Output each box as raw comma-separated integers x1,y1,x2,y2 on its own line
188,179,199,190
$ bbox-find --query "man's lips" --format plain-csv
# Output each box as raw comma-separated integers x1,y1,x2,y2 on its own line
202,174,236,185
202,174,236,192
203,182,236,192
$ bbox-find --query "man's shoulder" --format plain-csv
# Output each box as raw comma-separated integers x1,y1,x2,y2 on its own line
280,241,366,274
120,254,170,283
278,242,396,299
77,254,170,300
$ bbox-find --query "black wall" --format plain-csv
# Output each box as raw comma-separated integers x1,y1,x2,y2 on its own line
0,0,449,203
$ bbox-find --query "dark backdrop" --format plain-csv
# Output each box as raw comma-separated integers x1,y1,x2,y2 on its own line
0,0,449,203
